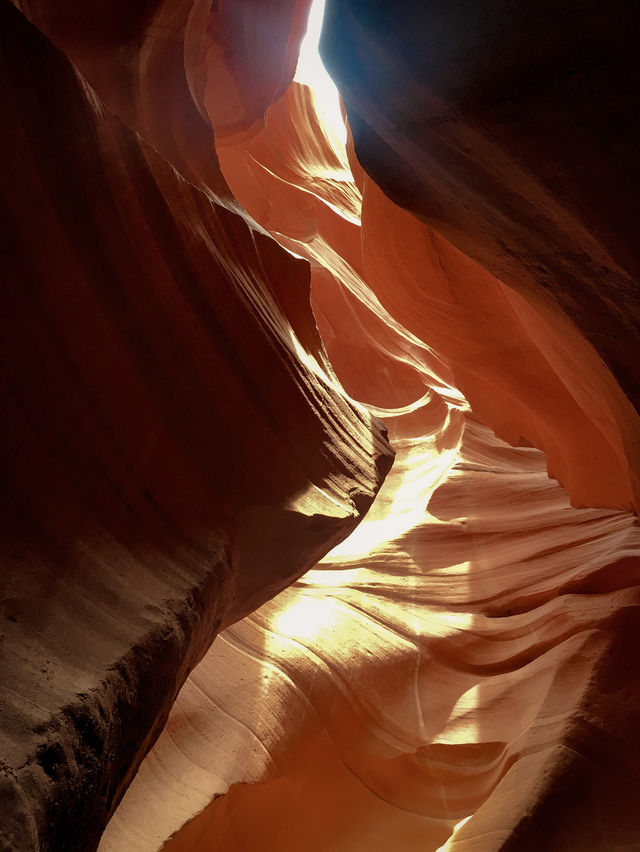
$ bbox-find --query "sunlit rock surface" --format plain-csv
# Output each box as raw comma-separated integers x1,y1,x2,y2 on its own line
100,2,640,850
102,412,640,852
3,0,640,850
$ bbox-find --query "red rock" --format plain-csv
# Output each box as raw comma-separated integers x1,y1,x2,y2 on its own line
3,0,640,850
321,0,640,511
0,4,390,848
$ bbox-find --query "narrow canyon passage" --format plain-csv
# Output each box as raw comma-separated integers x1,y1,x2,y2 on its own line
100,5,640,850
2,1,640,850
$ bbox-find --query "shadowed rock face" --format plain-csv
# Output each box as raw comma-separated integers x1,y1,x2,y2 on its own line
0,3,391,849
322,0,640,511
2,1,640,850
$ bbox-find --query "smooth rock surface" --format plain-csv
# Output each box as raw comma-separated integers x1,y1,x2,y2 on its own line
100,6,640,848
3,0,640,849
322,0,640,511
0,4,390,848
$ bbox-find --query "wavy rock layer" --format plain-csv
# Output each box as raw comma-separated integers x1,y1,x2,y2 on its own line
4,0,640,849
0,4,390,849
321,0,640,512
102,408,640,852
100,8,640,846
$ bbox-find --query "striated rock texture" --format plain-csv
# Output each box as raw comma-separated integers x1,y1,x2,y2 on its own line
3,0,640,850
99,2,640,849
0,2,391,849
102,412,640,852
322,0,640,511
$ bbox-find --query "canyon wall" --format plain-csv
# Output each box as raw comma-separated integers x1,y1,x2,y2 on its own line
0,3,391,848
2,0,639,850
322,0,640,511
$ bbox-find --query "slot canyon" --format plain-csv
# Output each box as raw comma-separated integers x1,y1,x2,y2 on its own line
1,0,639,849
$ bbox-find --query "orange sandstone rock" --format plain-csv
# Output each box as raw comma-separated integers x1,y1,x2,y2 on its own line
3,0,640,850
322,0,640,511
